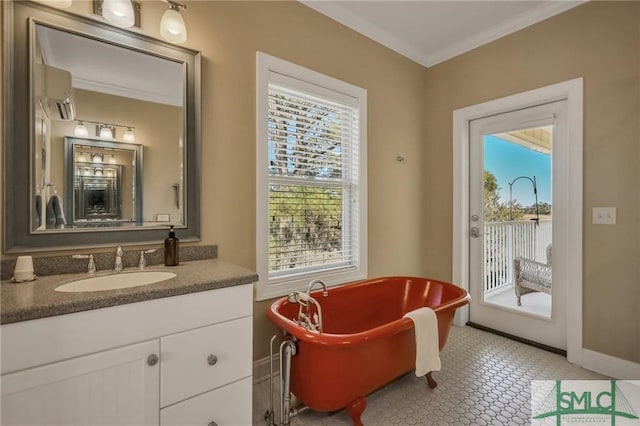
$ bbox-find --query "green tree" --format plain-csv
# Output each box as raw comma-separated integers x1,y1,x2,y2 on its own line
484,171,524,222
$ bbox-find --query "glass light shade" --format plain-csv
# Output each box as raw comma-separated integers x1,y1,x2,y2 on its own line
33,0,72,9
91,153,103,163
74,122,89,138
102,0,135,28
109,154,117,164
160,9,187,44
99,126,113,139
77,151,87,162
122,128,136,142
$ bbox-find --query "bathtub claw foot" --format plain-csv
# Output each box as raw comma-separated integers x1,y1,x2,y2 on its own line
425,372,438,389
346,397,367,426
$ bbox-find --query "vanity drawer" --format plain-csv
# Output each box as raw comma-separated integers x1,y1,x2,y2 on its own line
160,377,251,426
160,316,252,407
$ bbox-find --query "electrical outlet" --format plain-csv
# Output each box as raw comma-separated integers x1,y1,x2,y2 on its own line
592,207,617,225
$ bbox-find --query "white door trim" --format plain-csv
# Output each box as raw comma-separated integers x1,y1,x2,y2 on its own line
452,78,583,366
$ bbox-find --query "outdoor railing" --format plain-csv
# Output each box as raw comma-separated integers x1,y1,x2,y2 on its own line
484,219,552,294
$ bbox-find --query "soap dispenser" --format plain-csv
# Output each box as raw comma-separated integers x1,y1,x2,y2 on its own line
164,226,179,266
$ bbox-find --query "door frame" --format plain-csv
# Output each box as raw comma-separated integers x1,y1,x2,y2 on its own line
452,78,583,366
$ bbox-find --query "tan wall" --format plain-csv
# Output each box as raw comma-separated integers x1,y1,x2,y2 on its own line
424,1,640,363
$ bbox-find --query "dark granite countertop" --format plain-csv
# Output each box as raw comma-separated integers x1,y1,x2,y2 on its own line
1,259,258,324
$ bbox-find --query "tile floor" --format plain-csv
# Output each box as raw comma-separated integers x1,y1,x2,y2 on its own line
253,325,606,425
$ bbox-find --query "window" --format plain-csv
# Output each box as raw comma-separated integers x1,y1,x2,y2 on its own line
256,52,367,301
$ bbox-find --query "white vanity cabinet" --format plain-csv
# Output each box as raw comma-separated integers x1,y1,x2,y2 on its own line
1,284,253,426
2,340,160,425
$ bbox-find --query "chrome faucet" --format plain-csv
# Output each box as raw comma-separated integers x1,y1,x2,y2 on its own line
306,279,328,297
114,245,124,272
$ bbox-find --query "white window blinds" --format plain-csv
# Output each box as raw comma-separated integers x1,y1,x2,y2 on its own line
267,84,361,278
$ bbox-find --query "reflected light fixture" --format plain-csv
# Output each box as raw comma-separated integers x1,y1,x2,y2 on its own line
101,0,135,28
74,121,89,138
77,151,87,162
122,127,136,143
160,1,188,44
33,0,72,8
98,124,115,139
91,153,103,163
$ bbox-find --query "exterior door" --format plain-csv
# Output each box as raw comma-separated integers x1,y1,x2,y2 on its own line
468,101,567,350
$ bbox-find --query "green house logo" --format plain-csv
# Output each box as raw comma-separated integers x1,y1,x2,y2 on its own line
532,380,640,425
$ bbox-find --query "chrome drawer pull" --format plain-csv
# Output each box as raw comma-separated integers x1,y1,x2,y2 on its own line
207,354,218,366
147,354,159,366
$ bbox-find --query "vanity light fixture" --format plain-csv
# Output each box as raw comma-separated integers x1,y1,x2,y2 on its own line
91,153,103,163
74,121,89,138
160,1,188,44
98,124,115,139
122,127,136,143
98,0,137,28
109,154,117,164
77,151,87,162
94,167,104,176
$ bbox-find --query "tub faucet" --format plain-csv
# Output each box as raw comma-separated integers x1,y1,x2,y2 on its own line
114,245,124,272
306,279,328,297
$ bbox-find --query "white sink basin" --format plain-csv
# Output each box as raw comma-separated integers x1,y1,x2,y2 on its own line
55,271,177,292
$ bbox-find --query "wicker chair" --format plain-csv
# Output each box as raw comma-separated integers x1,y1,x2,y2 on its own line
513,244,552,306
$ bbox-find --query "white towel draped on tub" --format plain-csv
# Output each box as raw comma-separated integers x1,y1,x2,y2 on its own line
403,307,441,377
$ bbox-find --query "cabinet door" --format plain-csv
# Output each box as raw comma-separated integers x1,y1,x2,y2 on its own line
1,339,159,426
161,316,252,407
160,377,252,426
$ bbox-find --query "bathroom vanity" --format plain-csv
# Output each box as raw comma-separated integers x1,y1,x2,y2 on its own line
1,259,257,426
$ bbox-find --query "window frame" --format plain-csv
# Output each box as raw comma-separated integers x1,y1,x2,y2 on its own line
255,52,367,301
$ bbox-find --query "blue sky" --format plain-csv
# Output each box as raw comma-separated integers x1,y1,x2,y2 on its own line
484,135,551,206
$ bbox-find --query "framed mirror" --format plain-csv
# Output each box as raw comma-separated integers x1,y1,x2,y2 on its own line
3,1,201,252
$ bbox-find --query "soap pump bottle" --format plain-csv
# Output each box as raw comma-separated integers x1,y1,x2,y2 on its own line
164,226,179,266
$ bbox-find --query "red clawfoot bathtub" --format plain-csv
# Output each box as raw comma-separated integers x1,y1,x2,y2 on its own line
267,276,471,425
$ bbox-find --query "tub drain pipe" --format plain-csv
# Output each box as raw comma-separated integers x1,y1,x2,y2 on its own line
280,339,297,426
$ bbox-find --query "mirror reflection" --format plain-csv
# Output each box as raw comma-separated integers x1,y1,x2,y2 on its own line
59,137,143,228
33,21,184,232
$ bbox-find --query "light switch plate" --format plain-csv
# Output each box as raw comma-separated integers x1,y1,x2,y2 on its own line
592,207,617,225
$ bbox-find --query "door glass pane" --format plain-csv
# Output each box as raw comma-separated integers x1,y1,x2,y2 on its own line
482,126,553,318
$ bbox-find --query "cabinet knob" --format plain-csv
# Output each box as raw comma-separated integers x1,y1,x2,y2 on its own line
208,422,218,426
207,354,218,366
147,354,159,366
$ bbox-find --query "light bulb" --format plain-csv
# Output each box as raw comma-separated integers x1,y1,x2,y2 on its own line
122,127,136,142
102,0,135,28
74,122,89,138
160,7,187,44
99,126,113,139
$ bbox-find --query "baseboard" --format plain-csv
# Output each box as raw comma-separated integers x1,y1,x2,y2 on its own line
254,355,280,384
466,322,567,356
582,349,640,380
